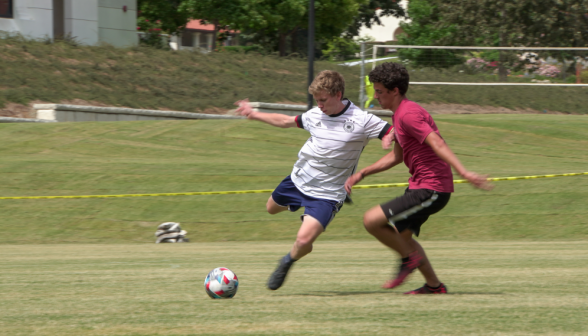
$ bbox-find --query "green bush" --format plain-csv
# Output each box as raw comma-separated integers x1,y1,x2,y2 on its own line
581,70,588,83
322,36,361,61
222,45,265,54
566,75,577,83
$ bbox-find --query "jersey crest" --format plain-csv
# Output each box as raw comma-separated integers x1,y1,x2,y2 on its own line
343,119,355,133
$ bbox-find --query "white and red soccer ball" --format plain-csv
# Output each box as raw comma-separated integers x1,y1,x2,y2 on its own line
204,267,239,299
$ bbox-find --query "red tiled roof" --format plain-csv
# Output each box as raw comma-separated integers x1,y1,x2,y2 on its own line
186,20,215,31
185,20,239,33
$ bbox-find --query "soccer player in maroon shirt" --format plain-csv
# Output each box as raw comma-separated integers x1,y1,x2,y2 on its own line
344,62,492,294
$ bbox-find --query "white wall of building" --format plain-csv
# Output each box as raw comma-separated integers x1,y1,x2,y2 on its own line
0,0,137,47
358,1,410,43
0,0,53,39
65,0,98,45
98,0,137,47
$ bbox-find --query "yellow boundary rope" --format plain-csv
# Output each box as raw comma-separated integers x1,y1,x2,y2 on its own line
0,172,586,200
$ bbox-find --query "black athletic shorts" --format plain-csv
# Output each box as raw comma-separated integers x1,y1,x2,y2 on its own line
380,188,451,237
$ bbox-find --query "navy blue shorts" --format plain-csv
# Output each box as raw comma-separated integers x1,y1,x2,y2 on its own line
271,176,343,229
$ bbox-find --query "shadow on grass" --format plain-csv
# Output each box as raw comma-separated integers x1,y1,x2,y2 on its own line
288,290,393,296
288,290,506,296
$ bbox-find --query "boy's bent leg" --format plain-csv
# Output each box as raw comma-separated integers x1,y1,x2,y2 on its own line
363,205,413,257
400,229,441,288
290,215,324,260
267,216,323,291
363,206,424,289
266,196,289,214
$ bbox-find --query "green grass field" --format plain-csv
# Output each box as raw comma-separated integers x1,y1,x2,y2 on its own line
1,242,587,335
0,114,587,243
1,114,587,334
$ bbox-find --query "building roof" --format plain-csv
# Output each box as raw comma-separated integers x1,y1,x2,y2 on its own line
185,20,238,33
186,20,215,32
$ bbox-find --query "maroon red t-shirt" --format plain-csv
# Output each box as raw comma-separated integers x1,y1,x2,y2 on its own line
393,99,454,193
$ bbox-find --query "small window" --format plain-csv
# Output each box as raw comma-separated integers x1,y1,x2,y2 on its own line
0,0,12,18
181,31,194,47
199,33,211,50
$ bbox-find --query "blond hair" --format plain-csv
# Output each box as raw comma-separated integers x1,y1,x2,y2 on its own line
308,70,345,97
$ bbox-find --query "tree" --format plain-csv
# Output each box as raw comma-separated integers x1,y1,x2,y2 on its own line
257,0,367,56
397,0,588,79
181,0,366,56
137,0,189,34
246,0,308,56
321,0,407,63
438,0,588,79
180,0,246,50
396,0,462,68
137,0,191,48
180,0,308,56
137,0,246,50
139,0,404,57
439,0,588,48
344,0,406,38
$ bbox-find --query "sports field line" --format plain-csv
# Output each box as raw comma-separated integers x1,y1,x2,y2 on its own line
0,172,586,200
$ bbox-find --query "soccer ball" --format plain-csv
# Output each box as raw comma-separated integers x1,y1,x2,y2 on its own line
204,267,239,299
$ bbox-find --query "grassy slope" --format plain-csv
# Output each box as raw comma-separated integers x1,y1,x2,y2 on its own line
1,36,587,113
0,114,587,244
0,37,359,113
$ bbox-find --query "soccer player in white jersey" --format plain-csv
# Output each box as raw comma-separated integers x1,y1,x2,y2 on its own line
236,70,394,290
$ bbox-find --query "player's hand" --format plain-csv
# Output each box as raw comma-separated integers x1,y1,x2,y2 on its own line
234,98,254,118
382,128,395,150
461,171,493,191
345,172,364,194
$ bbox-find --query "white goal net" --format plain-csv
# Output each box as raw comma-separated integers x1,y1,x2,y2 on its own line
357,45,588,112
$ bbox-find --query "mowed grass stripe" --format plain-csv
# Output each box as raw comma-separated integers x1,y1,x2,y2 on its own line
0,242,586,335
0,114,587,243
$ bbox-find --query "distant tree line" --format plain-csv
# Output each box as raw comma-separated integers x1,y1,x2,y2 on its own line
397,0,588,79
137,0,405,57
137,0,588,68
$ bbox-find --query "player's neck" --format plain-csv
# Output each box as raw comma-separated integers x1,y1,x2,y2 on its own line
389,95,407,113
325,100,347,115
336,100,346,113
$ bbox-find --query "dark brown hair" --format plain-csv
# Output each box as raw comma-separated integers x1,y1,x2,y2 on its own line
368,62,409,95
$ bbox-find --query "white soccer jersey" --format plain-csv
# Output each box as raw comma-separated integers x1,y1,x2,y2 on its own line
291,99,392,202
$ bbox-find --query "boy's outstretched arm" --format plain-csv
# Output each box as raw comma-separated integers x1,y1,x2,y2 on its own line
345,141,404,194
424,132,493,190
235,99,297,128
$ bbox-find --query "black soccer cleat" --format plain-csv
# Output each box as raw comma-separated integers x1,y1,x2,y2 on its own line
404,283,448,294
267,257,294,290
344,194,354,204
